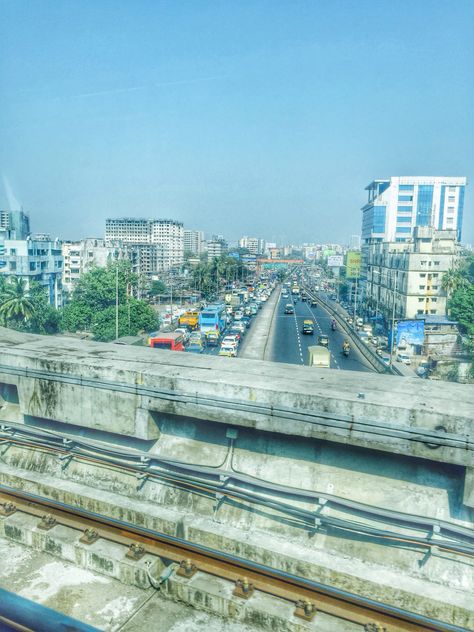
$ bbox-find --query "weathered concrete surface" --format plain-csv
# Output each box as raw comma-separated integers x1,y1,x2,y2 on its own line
1,440,473,629
0,327,472,471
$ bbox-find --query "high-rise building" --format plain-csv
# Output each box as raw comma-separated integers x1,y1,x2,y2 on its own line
365,227,459,321
238,236,265,255
1,234,63,307
105,218,184,268
0,210,30,240
184,229,204,256
361,177,466,246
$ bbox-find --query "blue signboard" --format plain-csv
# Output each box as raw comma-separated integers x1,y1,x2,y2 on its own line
396,320,425,347
228,252,240,260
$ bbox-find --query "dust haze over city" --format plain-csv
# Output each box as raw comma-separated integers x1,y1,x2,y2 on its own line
0,2,473,632
1,1,473,243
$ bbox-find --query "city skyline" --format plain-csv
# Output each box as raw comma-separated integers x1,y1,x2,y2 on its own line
1,1,473,244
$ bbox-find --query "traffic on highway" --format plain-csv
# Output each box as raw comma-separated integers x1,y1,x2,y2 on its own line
269,281,373,372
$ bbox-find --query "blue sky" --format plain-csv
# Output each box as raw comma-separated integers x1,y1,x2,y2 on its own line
1,0,473,244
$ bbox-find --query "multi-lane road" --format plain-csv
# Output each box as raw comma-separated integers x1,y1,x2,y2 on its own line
269,290,373,372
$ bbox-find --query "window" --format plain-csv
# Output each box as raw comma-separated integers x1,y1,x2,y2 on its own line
430,309,437,314
418,298,424,302
398,196,413,202
431,298,437,302
448,186,456,192
448,196,455,202
29,262,36,271
419,285,425,290
397,216,411,223
434,261,440,265
397,206,412,212
432,285,438,290
10,248,16,255
420,273,426,277
9,262,16,271
417,309,424,314
396,227,411,233
432,273,438,278
416,184,434,226
420,260,427,266
400,184,414,191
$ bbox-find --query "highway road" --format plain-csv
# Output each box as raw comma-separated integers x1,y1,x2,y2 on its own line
269,290,373,371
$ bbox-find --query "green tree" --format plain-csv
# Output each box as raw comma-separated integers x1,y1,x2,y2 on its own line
91,299,158,342
149,280,167,296
60,261,158,341
23,283,61,334
0,277,35,326
448,283,474,353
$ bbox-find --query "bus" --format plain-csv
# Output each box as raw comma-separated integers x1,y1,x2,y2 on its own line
199,303,227,335
148,332,184,351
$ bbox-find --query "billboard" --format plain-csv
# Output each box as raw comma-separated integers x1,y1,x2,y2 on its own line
228,251,240,260
327,255,343,267
396,320,425,347
346,251,361,279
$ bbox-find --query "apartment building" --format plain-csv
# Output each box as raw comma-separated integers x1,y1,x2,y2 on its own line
0,234,63,307
184,229,204,256
366,227,459,321
105,218,183,268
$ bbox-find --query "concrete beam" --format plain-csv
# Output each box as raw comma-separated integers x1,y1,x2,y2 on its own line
0,328,472,471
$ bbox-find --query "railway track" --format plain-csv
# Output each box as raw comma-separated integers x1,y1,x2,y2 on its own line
0,484,466,632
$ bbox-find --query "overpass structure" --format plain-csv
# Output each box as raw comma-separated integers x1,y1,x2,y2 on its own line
0,327,473,629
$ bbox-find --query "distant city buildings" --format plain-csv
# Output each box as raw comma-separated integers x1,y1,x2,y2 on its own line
184,229,204,256
365,227,459,321
238,236,265,255
362,176,466,245
105,218,184,268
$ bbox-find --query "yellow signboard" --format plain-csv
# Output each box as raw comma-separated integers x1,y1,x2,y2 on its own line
346,251,361,279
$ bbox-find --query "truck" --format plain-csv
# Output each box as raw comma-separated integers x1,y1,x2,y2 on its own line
307,345,330,368
178,311,200,330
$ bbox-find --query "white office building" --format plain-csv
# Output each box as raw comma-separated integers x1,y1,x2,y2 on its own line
362,176,466,246
105,218,184,268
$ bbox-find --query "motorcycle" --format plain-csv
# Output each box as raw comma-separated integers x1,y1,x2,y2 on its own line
331,320,337,331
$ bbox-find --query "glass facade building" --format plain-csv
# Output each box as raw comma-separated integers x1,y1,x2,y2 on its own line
361,177,467,245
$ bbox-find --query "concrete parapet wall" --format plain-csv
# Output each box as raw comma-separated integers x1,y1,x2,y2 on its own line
0,328,472,471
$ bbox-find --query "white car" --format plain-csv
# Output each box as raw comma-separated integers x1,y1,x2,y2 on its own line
397,353,411,365
222,335,239,348
219,344,237,357
174,328,190,343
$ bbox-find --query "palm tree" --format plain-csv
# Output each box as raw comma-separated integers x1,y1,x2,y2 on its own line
0,277,35,325
442,268,467,298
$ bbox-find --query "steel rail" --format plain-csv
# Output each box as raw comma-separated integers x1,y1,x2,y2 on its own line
0,484,466,632
2,423,473,552
0,363,471,454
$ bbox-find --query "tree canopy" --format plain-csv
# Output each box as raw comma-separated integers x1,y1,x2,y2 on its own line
61,261,158,341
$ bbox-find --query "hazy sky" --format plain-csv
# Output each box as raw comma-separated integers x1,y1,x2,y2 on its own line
1,0,473,244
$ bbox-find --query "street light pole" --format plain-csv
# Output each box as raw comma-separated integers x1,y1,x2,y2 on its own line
115,263,119,340
389,272,398,367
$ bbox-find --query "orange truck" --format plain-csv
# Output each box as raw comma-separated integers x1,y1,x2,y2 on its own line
178,311,200,330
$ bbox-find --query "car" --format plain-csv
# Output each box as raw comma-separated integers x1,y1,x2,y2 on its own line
318,334,329,347
241,316,251,328
381,355,391,365
234,310,244,321
284,303,295,314
302,319,314,335
397,353,411,365
222,335,239,348
233,322,246,334
174,327,190,343
310,299,318,306
219,345,237,357
371,336,379,346
186,342,204,353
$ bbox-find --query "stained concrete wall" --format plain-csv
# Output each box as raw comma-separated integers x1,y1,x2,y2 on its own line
0,328,472,469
